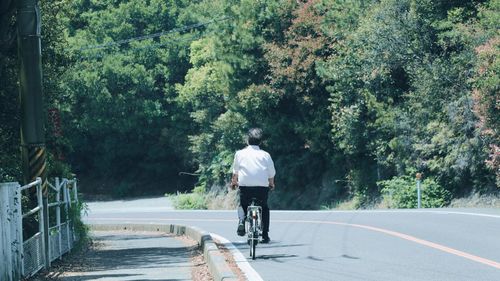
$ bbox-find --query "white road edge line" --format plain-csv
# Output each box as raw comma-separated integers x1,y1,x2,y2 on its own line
436,211,500,218
272,210,500,218
87,209,500,219
210,233,264,281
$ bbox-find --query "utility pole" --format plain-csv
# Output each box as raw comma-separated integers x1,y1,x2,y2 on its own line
17,0,49,269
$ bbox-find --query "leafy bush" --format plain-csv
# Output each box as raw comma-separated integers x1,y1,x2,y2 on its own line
168,185,207,209
70,199,90,249
378,175,452,208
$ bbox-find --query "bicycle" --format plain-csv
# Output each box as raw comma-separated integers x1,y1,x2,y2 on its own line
246,197,263,260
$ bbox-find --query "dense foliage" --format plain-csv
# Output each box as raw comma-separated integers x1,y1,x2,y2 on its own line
1,0,498,208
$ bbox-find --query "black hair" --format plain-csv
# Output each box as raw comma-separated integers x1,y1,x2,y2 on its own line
247,128,263,146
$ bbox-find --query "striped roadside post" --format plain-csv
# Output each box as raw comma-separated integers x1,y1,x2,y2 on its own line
18,0,50,269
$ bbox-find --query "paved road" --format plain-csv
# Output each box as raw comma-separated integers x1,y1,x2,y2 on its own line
57,230,195,281
84,198,500,281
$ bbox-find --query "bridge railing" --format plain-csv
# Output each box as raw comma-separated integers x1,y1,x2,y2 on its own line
0,177,79,280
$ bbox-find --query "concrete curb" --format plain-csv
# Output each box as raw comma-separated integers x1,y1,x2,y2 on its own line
89,224,238,281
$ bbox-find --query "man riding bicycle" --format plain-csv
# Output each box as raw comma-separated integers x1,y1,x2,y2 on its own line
231,128,275,243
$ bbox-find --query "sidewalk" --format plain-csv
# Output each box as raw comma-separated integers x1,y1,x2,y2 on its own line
56,230,197,281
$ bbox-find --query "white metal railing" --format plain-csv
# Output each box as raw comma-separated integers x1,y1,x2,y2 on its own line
0,177,79,280
20,177,44,277
46,178,78,264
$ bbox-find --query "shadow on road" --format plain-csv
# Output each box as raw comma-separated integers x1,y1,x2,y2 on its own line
47,231,197,281
85,246,198,271
231,241,307,249
258,254,299,262
56,273,139,281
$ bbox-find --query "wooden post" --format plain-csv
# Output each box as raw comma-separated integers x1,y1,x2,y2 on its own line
10,183,23,279
0,182,23,281
1,182,23,280
0,183,14,281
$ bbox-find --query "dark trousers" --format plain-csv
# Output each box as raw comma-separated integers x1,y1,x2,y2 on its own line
239,186,270,233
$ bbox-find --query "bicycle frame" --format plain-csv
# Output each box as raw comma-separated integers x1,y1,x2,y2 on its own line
246,199,262,260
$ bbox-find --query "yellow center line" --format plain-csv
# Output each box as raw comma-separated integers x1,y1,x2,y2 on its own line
90,217,500,269
276,219,500,270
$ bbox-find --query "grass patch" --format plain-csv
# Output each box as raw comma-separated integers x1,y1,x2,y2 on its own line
205,188,238,210
73,200,90,249
167,185,238,210
168,191,207,209
449,192,500,208
320,198,359,210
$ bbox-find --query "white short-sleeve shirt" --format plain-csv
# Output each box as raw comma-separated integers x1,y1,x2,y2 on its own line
232,145,276,187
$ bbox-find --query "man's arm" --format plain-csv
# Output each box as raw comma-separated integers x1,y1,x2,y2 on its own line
268,177,275,190
230,152,239,189
267,154,276,190
231,173,238,189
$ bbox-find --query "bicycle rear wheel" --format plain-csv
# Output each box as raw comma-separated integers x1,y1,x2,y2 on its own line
251,238,256,260
249,236,255,259
249,218,257,260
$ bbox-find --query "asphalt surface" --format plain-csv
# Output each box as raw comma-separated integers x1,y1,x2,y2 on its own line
84,198,500,281
58,230,195,281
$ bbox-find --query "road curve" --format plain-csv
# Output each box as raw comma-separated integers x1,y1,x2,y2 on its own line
84,198,500,281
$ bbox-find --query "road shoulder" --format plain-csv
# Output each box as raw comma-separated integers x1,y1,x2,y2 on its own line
28,230,212,281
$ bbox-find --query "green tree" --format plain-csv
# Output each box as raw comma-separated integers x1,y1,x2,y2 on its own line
471,0,499,186
61,0,197,196
320,0,495,205
0,0,73,181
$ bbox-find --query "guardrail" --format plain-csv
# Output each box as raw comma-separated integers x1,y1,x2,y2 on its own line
0,177,79,281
